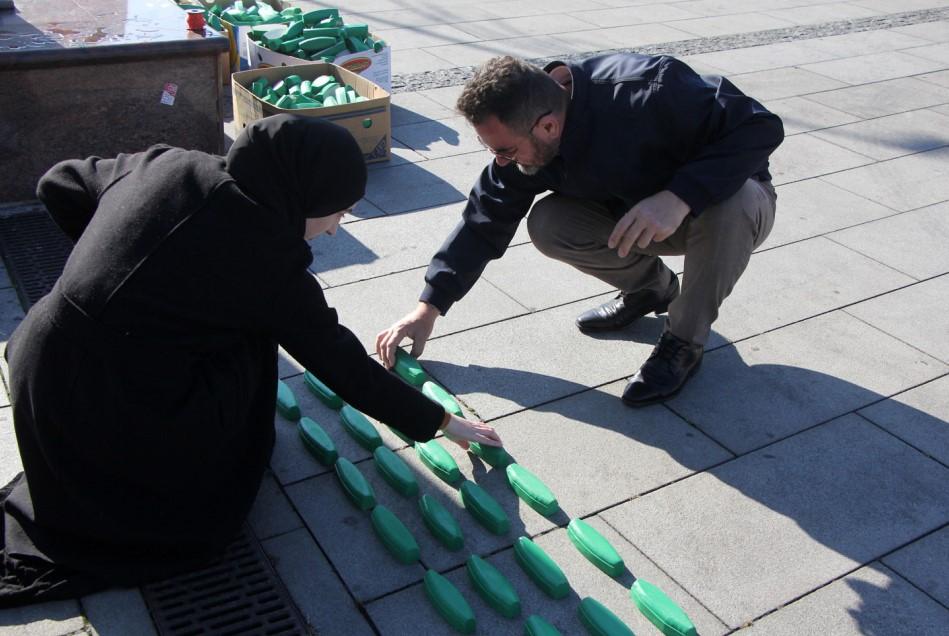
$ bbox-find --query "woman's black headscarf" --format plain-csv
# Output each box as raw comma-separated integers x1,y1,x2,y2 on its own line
225,115,367,230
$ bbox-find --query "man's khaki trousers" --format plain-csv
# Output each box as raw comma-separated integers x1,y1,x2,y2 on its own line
526,178,777,346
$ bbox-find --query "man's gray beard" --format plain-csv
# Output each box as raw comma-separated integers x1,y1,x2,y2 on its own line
516,137,559,176
517,163,542,176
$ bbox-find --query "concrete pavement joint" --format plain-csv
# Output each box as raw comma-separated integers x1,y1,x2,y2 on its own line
391,7,949,93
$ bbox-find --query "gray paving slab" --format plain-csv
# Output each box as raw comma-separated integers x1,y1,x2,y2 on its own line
800,51,946,85
828,200,949,279
690,42,839,75
764,96,860,136
375,24,481,50
715,236,915,345
918,68,949,87
262,528,375,636
420,294,666,421
567,3,702,28
390,47,455,74
347,198,385,222
425,35,579,68
668,311,948,454
891,19,949,43
822,145,949,211
881,525,949,607
452,14,600,40
347,4,503,29
932,102,949,116
769,133,874,185
766,178,897,248
549,22,696,52
601,414,949,628
803,76,949,119
277,345,304,379
0,262,11,289
0,599,83,636
391,115,481,160
676,0,794,18
417,85,464,111
810,108,949,161
855,0,948,10
247,471,304,540
731,67,849,102
845,274,949,363
323,267,528,352
480,0,610,20
807,29,933,57
362,159,467,215
82,588,157,636
672,12,795,37
0,407,21,486
906,41,949,64
366,518,730,636
390,91,456,127
737,562,949,635
763,2,881,25
0,287,24,344
366,139,428,171
859,375,949,466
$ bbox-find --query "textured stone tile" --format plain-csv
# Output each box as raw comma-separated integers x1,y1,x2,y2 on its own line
730,67,849,101
764,96,860,135
854,0,949,10
803,76,949,119
417,85,464,111
715,236,914,344
905,41,949,65
480,0,613,20
83,588,157,636
918,68,949,87
420,294,666,421
810,108,949,161
602,414,949,628
882,525,949,607
691,42,838,75
366,139,428,170
932,103,949,117
390,91,457,127
823,145,949,211
769,134,873,185
859,375,949,466
0,407,20,486
568,3,701,28
763,2,880,25
766,179,896,248
392,115,481,159
672,12,794,37
375,24,481,50
828,201,949,279
807,29,932,57
550,22,697,51
801,51,945,85
324,267,528,352
349,5,502,30
248,471,304,540
670,311,947,454
739,562,949,635
846,274,949,364
426,35,583,68
262,528,375,636
676,0,796,18
0,600,83,636
0,262,11,289
347,198,385,222
453,14,602,40
362,159,468,215
890,19,949,43
367,518,730,636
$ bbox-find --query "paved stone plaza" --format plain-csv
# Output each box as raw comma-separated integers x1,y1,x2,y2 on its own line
2,0,949,634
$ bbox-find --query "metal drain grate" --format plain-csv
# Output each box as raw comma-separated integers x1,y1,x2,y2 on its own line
0,205,73,310
142,528,310,636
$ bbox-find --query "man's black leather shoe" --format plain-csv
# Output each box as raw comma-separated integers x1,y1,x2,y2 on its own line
622,331,703,406
576,276,679,333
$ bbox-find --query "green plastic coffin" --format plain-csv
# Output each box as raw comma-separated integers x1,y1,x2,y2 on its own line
303,370,344,409
459,481,509,535
567,518,624,577
299,35,335,52
578,597,634,636
339,405,383,451
506,464,559,517
373,446,418,497
424,569,476,634
276,380,301,420
421,381,464,417
418,494,464,551
466,555,521,619
524,614,563,636
513,537,568,599
334,457,375,510
297,417,337,466
370,505,419,564
393,348,428,386
629,579,697,636
469,442,514,468
415,440,462,485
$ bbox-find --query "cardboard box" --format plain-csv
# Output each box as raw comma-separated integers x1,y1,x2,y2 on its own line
245,34,392,92
232,63,391,163
194,0,289,72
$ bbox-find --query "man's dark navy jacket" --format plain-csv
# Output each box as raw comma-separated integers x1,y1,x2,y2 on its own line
420,53,785,315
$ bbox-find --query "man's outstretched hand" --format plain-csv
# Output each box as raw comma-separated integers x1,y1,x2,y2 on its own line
442,414,502,451
609,190,690,257
376,301,441,369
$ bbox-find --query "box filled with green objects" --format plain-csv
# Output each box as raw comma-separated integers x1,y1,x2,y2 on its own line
232,63,391,163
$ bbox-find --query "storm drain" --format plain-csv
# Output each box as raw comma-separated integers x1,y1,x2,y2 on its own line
0,205,72,310
142,528,310,636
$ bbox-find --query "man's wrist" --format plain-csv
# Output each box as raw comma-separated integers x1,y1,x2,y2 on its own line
439,410,452,430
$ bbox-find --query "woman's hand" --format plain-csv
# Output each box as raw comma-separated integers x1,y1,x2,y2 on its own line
441,414,502,450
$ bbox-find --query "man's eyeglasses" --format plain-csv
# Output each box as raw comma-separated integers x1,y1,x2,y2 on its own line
477,110,552,162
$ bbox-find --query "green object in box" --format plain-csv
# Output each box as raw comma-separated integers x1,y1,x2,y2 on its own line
345,36,369,52
513,537,569,599
578,597,634,636
278,37,304,54
393,348,428,387
567,518,624,577
346,88,358,103
276,380,300,420
257,3,278,22
312,74,333,88
303,370,344,409
630,580,697,636
467,555,521,618
344,23,370,39
334,86,348,104
416,440,462,485
340,404,383,451
303,27,340,38
251,77,269,98
323,96,338,107
422,381,464,417
293,97,320,109
373,39,386,52
288,85,301,96
284,74,303,86
263,24,289,46
299,36,336,52
263,89,279,104
275,95,293,109
319,39,347,58
373,446,418,497
424,570,476,635
506,463,558,517
250,24,273,40
524,615,563,636
469,442,513,469
459,481,509,535
244,4,259,16
299,79,312,95
298,417,337,466
370,505,420,564
418,494,464,551
280,7,302,18
284,19,304,39
317,80,339,99
320,55,335,63
334,457,375,510
303,7,339,26
272,79,288,96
